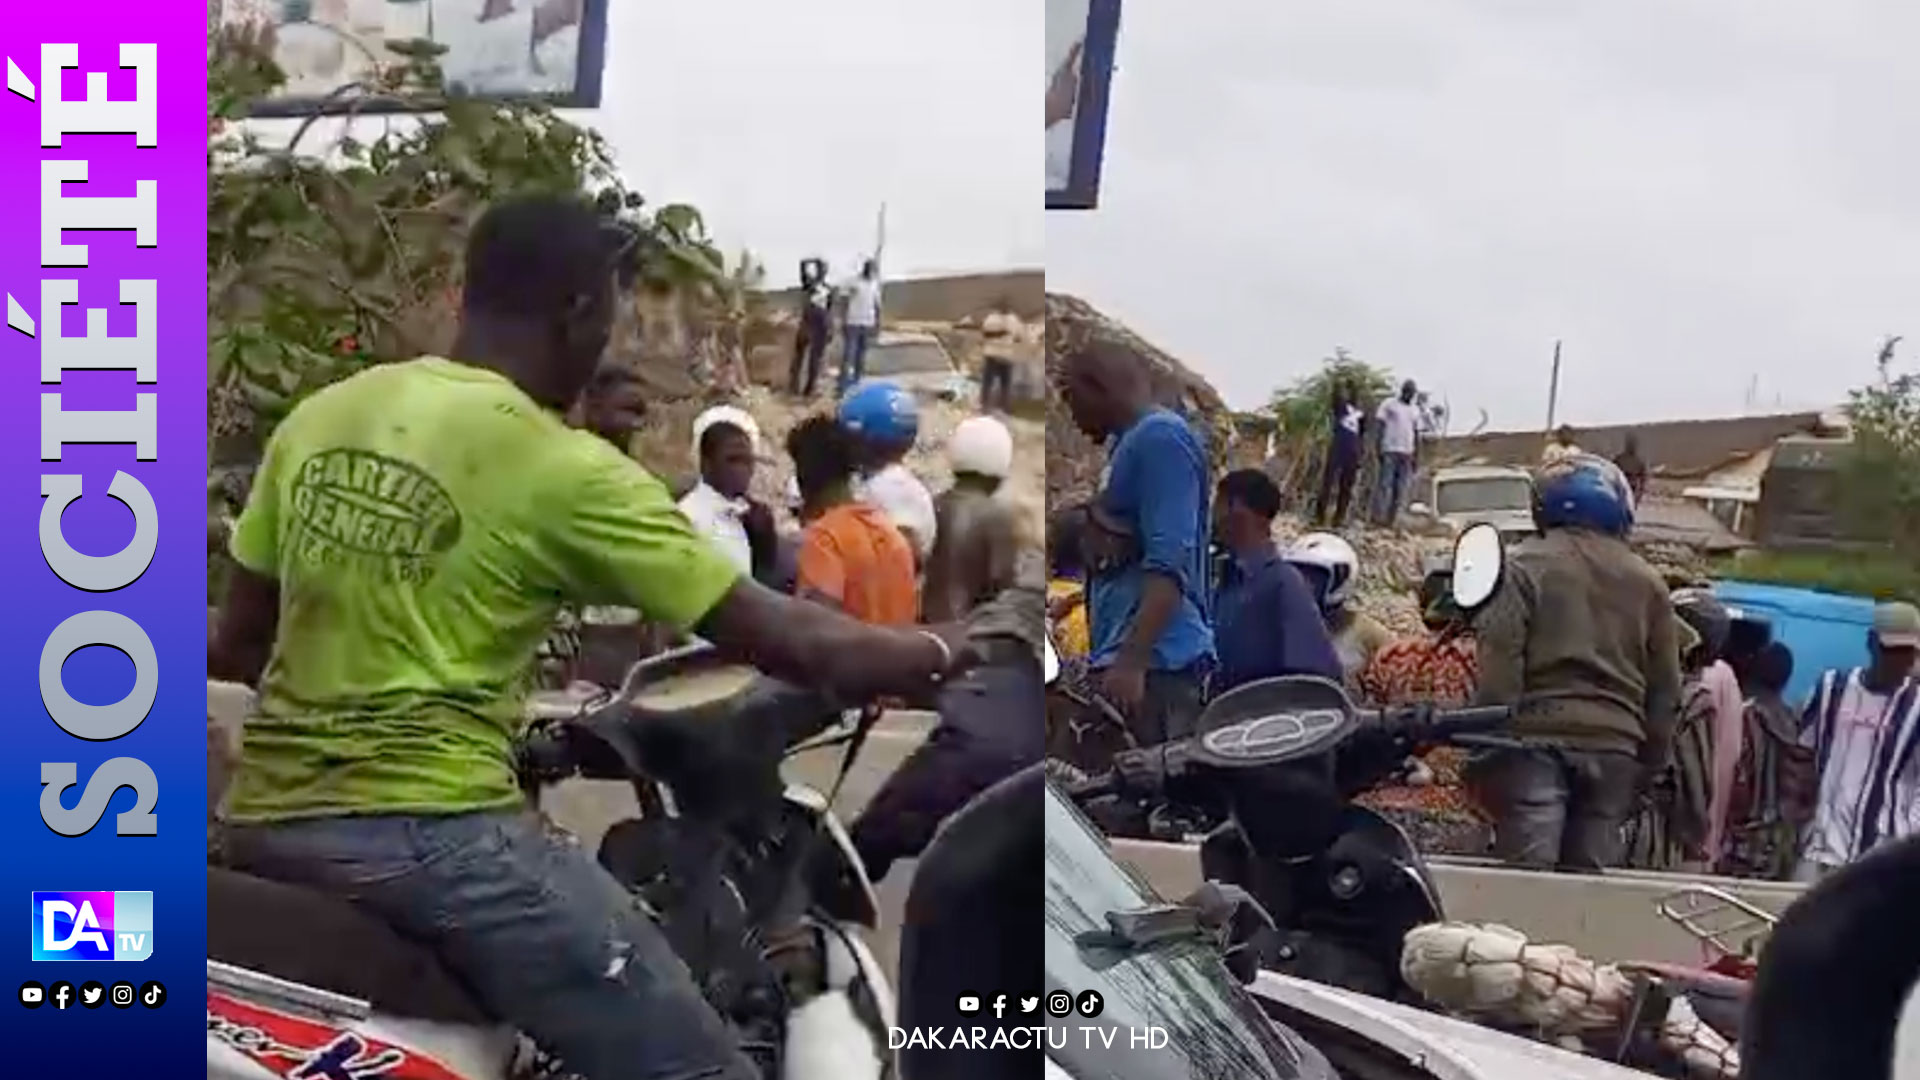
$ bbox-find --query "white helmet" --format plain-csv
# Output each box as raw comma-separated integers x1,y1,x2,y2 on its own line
947,415,1014,479
691,405,761,462
1285,531,1360,609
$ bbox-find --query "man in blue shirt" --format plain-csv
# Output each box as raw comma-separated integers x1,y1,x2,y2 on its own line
1211,469,1344,693
1059,342,1215,744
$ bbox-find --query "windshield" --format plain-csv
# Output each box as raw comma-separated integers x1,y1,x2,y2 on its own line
863,339,955,377
1435,476,1532,516
1044,784,1329,1079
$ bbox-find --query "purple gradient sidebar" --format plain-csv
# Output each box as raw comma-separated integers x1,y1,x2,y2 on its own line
0,7,207,1074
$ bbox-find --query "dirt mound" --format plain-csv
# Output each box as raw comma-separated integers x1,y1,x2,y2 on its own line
1266,515,1448,637
1045,293,1233,507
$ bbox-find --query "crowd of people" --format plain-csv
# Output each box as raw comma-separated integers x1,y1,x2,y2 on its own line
1046,339,1920,886
208,194,1044,1080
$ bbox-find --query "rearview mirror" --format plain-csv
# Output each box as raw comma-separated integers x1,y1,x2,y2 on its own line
1450,522,1504,612
1043,635,1059,685
1407,501,1432,517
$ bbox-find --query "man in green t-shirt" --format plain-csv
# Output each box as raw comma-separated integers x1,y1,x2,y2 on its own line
210,195,969,1080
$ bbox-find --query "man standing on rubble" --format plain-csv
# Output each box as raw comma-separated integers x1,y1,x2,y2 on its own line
838,258,884,396
1372,379,1426,526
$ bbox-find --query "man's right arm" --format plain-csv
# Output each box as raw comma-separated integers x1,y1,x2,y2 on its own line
210,436,288,687
550,445,959,701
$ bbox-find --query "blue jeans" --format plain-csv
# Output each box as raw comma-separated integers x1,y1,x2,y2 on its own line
838,324,874,396
1372,451,1415,524
224,810,755,1080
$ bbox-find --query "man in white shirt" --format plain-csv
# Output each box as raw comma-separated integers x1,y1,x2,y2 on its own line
1795,602,1920,881
677,405,762,575
838,259,883,397
1371,379,1426,526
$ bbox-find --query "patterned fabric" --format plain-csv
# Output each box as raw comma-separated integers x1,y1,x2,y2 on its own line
1048,578,1091,659
1354,631,1489,849
1798,667,1920,867
1357,632,1479,709
1627,676,1717,871
1718,692,1816,880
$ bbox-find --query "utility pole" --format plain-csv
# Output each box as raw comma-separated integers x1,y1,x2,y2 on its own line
1545,340,1562,431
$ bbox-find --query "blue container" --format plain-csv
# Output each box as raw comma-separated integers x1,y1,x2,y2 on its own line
1711,580,1876,709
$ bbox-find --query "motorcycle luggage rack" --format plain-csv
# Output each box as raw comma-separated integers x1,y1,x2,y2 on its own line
1655,884,1777,962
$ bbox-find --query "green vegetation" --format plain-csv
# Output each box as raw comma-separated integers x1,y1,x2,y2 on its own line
1722,342,1919,600
206,26,756,600
1716,548,1920,603
1259,348,1399,494
1834,344,1920,568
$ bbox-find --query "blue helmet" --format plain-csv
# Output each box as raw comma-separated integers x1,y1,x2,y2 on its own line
837,381,920,447
1533,453,1636,536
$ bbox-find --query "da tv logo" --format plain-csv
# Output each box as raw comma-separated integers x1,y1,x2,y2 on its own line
31,892,153,962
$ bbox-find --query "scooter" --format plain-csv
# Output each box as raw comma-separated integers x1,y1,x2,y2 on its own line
1056,672,1511,1001
1054,670,1763,1076
207,647,896,1080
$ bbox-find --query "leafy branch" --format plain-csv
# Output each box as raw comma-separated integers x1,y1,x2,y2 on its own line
208,26,741,484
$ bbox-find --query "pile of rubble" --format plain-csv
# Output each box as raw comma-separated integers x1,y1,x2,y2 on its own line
1270,514,1448,634
1045,292,1233,507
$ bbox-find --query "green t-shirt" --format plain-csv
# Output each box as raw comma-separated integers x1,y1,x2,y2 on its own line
225,358,742,822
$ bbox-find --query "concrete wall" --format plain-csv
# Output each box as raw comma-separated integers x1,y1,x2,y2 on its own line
1111,838,1803,967
763,269,1045,323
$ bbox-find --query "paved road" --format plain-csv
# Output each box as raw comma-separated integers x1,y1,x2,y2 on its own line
536,710,936,980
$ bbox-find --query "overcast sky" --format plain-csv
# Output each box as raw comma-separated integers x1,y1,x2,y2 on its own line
588,0,1042,285
1046,1,1920,431
257,0,1040,286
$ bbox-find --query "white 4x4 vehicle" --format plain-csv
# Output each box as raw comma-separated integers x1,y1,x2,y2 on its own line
1407,465,1536,543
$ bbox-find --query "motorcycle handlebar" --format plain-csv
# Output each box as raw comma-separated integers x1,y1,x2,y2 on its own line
1357,704,1513,744
1051,704,1514,804
1060,771,1119,801
1426,705,1514,736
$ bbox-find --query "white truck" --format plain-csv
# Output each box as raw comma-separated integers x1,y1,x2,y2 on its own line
1407,464,1538,543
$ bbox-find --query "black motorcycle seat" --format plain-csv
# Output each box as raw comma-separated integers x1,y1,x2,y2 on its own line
207,867,492,1025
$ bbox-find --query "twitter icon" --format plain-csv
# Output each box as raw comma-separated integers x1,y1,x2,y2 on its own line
79,981,105,1009
1019,996,1039,1014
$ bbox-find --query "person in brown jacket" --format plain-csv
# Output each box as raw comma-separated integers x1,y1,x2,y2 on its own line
1467,454,1682,871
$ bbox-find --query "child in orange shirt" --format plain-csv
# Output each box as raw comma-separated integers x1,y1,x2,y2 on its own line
788,416,918,626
